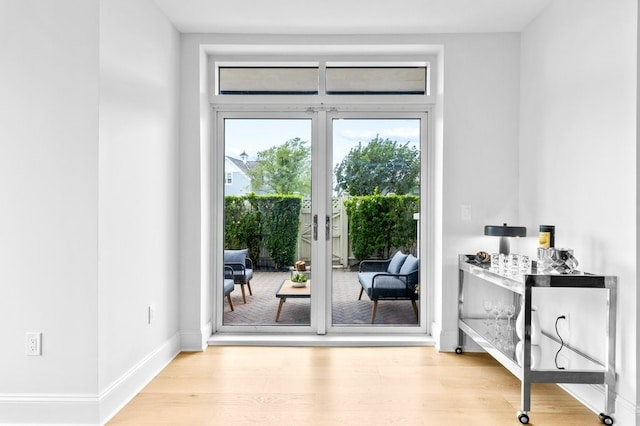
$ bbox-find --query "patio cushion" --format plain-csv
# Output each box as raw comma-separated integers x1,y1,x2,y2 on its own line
359,272,408,299
399,255,419,275
230,267,253,282
243,267,253,281
224,278,234,296
224,249,248,264
386,251,408,274
358,272,377,288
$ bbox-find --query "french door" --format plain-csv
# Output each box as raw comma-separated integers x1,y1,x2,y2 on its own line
215,109,428,335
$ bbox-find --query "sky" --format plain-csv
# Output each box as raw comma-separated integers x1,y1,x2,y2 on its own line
224,118,420,168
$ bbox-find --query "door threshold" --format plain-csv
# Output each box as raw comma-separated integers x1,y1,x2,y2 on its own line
207,333,436,347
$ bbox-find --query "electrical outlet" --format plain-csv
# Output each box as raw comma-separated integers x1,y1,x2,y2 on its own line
25,332,42,356
148,304,156,324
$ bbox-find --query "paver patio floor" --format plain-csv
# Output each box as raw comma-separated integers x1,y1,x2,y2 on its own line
223,269,419,326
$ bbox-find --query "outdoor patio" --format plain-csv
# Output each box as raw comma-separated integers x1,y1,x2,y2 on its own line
223,268,419,326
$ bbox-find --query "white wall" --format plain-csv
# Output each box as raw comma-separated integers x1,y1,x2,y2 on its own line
0,1,101,422
178,35,210,350
0,0,181,423
520,0,637,423
98,0,181,421
437,33,521,349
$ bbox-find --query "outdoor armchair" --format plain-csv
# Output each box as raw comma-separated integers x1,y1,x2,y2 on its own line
224,249,254,303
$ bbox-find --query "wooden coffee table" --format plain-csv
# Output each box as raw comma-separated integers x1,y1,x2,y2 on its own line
275,279,311,321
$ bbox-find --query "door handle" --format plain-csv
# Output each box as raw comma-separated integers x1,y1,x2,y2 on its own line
325,215,331,241
313,214,318,241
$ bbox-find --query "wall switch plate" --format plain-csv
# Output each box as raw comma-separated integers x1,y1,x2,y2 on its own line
461,204,472,221
26,332,42,356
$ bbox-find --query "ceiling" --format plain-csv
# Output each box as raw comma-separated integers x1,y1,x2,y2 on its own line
153,0,554,35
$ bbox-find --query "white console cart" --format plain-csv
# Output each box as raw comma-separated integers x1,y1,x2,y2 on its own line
456,254,617,424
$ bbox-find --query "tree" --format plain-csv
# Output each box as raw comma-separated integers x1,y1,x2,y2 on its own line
334,135,419,196
247,138,311,195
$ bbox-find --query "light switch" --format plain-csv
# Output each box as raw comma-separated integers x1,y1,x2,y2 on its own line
461,204,472,221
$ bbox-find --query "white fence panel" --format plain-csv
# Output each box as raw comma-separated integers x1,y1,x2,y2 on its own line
297,196,352,267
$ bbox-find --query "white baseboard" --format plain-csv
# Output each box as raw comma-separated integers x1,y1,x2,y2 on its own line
0,394,99,425
561,383,637,426
432,321,460,352
99,332,181,424
0,333,181,425
180,321,212,352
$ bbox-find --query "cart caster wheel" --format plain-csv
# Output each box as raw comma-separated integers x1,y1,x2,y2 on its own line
599,413,614,425
455,347,463,354
517,412,529,424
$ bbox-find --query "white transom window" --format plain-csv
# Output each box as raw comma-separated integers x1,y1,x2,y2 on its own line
215,62,430,97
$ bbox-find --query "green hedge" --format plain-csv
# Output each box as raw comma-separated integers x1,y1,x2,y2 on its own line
344,194,419,261
224,195,262,266
259,195,302,269
224,194,302,270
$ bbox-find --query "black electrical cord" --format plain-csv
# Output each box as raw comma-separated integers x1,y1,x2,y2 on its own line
555,315,566,369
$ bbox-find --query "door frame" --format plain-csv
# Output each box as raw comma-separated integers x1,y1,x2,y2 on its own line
324,111,431,334
213,110,319,334
211,104,435,336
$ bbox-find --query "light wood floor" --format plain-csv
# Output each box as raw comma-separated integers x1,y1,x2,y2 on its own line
108,346,603,426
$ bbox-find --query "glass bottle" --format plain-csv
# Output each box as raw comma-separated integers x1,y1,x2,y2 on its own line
539,225,555,248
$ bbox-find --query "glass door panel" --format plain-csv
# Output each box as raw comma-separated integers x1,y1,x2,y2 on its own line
222,118,313,327
218,114,425,334
330,118,422,327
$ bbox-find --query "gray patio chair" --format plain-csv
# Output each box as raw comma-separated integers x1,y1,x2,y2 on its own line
224,249,254,303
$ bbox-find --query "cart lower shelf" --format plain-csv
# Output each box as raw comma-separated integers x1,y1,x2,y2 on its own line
457,318,615,425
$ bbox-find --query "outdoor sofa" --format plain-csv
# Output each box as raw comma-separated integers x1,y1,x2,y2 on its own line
357,251,419,323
